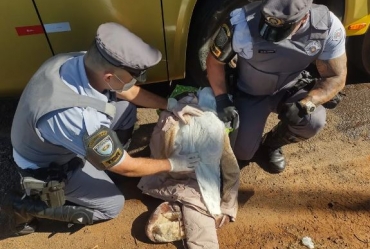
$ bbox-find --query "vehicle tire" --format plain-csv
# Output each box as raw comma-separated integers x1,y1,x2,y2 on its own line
347,30,370,80
313,0,345,21
184,0,247,87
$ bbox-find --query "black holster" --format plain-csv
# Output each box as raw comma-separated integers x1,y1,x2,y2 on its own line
280,70,345,109
18,157,84,208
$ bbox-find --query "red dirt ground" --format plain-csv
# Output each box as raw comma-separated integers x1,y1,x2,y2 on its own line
1,82,370,249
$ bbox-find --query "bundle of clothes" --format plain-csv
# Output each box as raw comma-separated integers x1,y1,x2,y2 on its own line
138,87,240,249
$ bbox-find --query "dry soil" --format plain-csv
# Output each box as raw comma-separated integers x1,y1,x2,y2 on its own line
0,68,370,249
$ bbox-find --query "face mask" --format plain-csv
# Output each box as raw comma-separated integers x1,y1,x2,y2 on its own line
107,74,137,93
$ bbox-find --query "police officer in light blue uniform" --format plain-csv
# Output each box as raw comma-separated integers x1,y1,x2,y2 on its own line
207,0,347,173
6,22,203,235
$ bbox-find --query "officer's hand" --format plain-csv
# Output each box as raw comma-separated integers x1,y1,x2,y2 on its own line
215,93,238,122
168,147,200,173
278,102,306,125
167,98,204,124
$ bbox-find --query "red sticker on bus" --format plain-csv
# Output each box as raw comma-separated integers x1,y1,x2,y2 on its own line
15,25,44,36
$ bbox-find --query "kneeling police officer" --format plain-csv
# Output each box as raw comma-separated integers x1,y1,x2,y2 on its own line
4,22,203,235
207,0,347,173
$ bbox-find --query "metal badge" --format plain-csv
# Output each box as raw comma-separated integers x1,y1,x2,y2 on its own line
265,16,285,27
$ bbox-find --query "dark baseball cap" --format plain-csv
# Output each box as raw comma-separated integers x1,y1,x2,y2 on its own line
259,0,313,42
95,22,162,82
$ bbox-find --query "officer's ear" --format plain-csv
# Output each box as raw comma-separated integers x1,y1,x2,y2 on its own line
103,72,114,83
301,13,309,24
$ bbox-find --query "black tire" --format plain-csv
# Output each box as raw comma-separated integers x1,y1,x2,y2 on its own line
347,30,370,79
313,0,345,21
361,30,370,76
184,0,248,87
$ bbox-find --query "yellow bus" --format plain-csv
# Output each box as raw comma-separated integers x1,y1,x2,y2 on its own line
0,0,369,96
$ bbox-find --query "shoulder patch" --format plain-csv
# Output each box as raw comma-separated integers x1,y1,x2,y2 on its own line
305,41,322,56
84,126,124,170
210,20,236,63
332,28,343,41
212,24,231,55
93,136,113,156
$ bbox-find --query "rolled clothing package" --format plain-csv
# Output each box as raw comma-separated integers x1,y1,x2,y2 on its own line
138,87,240,248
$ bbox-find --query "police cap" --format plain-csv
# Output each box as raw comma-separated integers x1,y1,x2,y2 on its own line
259,0,313,42
95,22,162,82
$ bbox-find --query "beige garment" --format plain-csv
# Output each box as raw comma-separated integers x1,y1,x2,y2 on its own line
138,112,240,219
182,205,219,249
138,93,240,248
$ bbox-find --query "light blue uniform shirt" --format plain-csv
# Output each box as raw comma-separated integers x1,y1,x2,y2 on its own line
14,55,112,169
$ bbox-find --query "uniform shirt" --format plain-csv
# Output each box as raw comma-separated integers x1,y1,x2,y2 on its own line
230,8,346,61
13,55,121,169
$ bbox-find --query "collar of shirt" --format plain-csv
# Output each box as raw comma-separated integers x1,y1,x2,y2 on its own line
60,54,108,103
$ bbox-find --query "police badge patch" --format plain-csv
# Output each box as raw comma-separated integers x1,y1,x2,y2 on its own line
84,126,125,170
333,28,343,41
305,41,321,56
93,136,113,156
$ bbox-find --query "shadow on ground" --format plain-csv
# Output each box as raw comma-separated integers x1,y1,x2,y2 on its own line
0,117,156,240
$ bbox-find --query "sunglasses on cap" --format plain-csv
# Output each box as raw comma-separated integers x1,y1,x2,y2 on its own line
258,14,299,42
94,41,147,82
121,66,147,83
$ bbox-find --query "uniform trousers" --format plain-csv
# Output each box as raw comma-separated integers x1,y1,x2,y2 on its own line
233,87,327,161
64,99,136,221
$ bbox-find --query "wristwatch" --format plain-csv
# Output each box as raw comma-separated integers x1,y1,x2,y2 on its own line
299,100,316,114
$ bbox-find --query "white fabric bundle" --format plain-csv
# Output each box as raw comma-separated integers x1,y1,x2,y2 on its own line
173,88,224,215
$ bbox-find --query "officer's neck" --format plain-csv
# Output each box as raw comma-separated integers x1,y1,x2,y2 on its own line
84,61,106,93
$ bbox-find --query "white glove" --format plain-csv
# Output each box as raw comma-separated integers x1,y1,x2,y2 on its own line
167,98,204,124
168,147,200,173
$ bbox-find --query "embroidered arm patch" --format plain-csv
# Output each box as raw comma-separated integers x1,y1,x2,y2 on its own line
84,126,124,170
210,19,236,63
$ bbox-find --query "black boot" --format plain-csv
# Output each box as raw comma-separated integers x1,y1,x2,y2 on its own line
260,122,306,173
2,192,38,236
4,193,94,236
